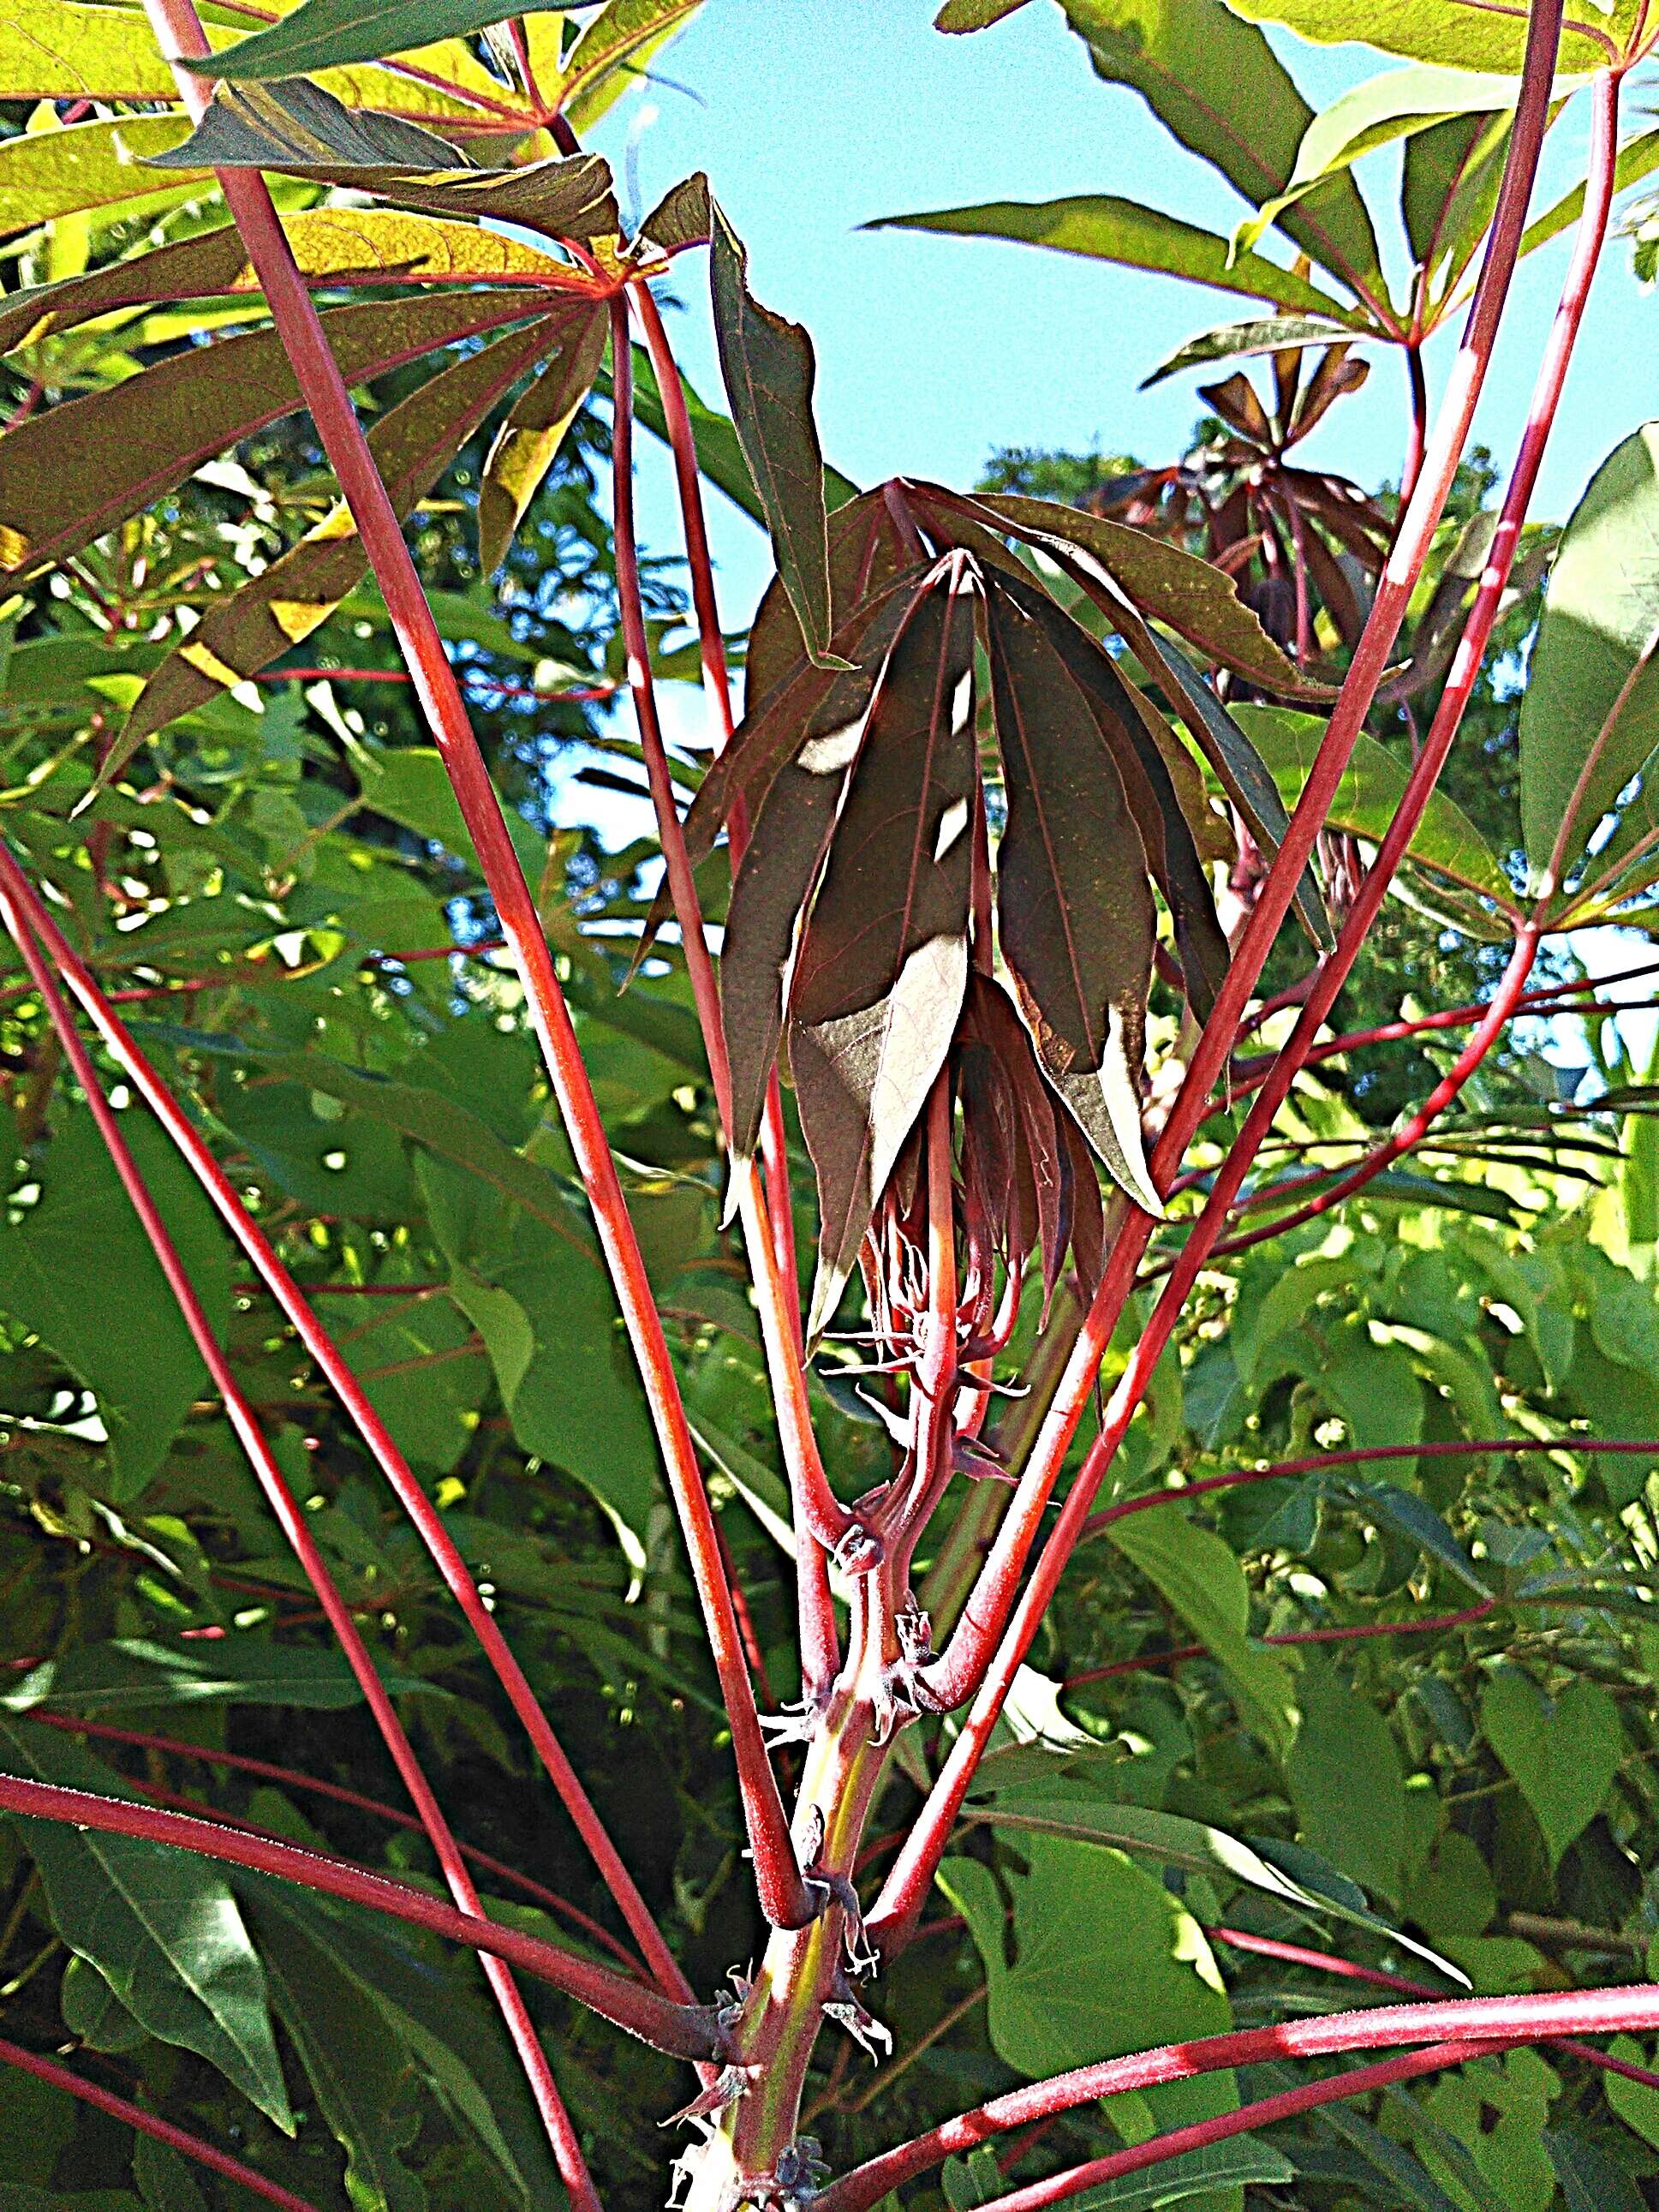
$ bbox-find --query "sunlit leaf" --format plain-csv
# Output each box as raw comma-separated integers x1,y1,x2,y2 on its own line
869,194,1358,319
1223,0,1640,75
201,0,564,79
0,115,200,238
1519,422,1659,881
477,305,607,573
554,0,705,135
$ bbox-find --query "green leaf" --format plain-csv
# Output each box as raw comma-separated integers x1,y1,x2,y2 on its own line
132,2137,207,2212
477,307,607,574
255,1893,427,2212
1602,2036,1659,2151
0,116,201,238
868,195,1359,319
1547,2125,1647,2212
418,1157,659,1550
936,0,1035,27
0,203,576,362
2,1636,438,1714
1519,423,1659,881
241,1884,558,2203
203,0,564,79
1070,2146,1298,2209
1515,127,1659,267
1221,0,1639,75
0,1113,230,1498
1480,1671,1624,1863
941,1837,1238,2144
1141,314,1361,388
0,3,181,99
708,199,841,667
355,744,547,885
1286,1663,1409,1901
1059,0,1386,302
1107,1513,1298,1757
619,343,860,529
0,1714,290,2127
0,290,542,589
955,488,1316,698
554,0,705,136
1233,704,1511,908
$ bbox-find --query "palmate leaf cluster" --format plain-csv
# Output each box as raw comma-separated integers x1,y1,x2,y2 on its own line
1,0,1658,2208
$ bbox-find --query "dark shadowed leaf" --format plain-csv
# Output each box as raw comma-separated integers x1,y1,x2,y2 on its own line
935,486,1316,696
869,195,1358,318
1004,574,1230,1022
1547,2127,1647,2212
0,1715,290,2126
1125,625,1334,949
636,168,715,257
0,290,542,589
985,579,1161,1215
2,1637,439,1714
476,305,608,572
708,198,840,664
787,570,979,1335
1519,423,1659,881
113,319,573,778
200,0,564,79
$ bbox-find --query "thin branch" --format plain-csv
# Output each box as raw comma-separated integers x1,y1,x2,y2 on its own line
0,896,595,2203
0,2036,321,2212
818,1983,1659,2212
0,1774,720,2060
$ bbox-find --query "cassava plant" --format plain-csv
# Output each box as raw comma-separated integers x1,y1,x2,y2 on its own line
7,1,1659,2208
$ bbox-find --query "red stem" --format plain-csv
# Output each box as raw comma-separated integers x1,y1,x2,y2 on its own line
871,0,1576,1950
819,1983,1659,2212
0,900,594,2201
0,821,689,2008
1198,922,1542,1263
134,0,810,1935
976,2042,1498,2212
630,280,840,1694
0,2037,320,2212
0,1773,719,2060
21,1710,646,1975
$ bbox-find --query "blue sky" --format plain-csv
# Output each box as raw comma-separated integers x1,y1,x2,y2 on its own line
582,0,1656,643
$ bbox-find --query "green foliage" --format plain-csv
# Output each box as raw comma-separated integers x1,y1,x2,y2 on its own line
0,1,1657,2206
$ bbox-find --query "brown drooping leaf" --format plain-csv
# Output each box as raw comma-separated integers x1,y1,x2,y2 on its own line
909,481,1319,697
110,318,574,780
708,198,840,667
983,581,1162,1219
787,566,980,1337
476,305,607,572
147,78,621,240
959,971,1071,1321
0,206,583,362
997,573,1230,1023
0,290,541,588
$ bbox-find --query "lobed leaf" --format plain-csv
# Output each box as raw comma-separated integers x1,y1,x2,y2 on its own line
1222,0,1642,75
0,115,200,238
554,0,706,136
0,289,543,588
